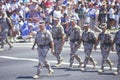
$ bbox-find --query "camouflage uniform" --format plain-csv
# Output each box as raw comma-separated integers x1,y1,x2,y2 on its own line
0,16,13,50
97,31,113,72
51,23,64,66
113,30,120,75
67,25,82,68
34,29,53,77
82,29,96,70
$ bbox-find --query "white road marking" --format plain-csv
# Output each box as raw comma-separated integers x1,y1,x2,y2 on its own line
0,56,117,70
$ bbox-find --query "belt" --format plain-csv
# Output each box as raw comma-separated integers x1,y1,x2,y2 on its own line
83,41,92,44
38,44,49,48
102,43,111,46
53,37,61,40
70,39,79,43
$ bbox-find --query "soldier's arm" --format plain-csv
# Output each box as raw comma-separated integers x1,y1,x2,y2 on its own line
62,34,65,43
94,34,100,50
61,25,65,43
78,27,82,47
32,39,37,50
48,31,55,54
65,27,71,41
6,17,13,30
111,32,118,51
93,33,97,45
50,41,55,54
112,32,118,46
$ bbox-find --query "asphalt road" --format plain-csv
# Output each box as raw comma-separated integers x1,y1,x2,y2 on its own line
0,41,120,80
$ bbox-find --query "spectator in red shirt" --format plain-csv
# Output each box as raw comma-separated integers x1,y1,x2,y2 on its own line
44,0,53,8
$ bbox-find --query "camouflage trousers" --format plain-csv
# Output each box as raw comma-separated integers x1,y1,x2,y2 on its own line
83,43,95,67
101,45,112,69
53,39,63,63
37,46,52,74
70,42,81,65
0,32,12,48
116,45,120,71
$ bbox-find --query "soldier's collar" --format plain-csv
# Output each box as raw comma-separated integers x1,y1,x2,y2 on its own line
72,25,78,29
40,29,47,32
102,30,110,34
54,23,60,27
84,29,91,33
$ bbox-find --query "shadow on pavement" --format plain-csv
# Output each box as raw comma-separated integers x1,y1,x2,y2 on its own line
98,72,115,75
40,73,70,78
51,66,68,70
82,69,98,73
65,68,81,71
16,76,33,79
16,74,70,79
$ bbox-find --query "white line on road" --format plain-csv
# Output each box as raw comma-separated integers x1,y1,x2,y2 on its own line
0,56,117,70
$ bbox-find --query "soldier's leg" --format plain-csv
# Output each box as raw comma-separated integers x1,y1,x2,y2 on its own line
58,42,64,64
5,37,13,49
82,49,89,71
117,52,120,74
84,57,89,67
33,49,45,79
105,50,114,70
98,57,105,73
89,56,97,68
101,48,107,70
81,56,88,71
33,62,43,79
102,57,105,70
98,50,105,73
56,53,63,65
53,44,58,62
33,48,46,79
114,49,120,75
69,43,76,68
0,38,4,49
88,49,97,68
0,33,4,49
54,43,63,65
69,52,75,68
55,51,63,65
43,48,54,75
37,62,43,75
106,58,114,70
83,49,89,68
44,61,54,75
74,54,83,67
74,45,83,67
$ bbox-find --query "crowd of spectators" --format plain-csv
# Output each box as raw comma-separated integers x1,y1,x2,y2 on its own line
0,0,120,43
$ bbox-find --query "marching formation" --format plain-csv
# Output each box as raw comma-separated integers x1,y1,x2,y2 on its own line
0,0,120,79
31,19,120,79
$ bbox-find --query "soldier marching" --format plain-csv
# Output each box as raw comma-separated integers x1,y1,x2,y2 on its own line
94,23,114,74
112,29,120,75
81,23,97,71
31,20,120,77
0,12,13,51
51,17,65,67
66,17,83,68
32,21,54,79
